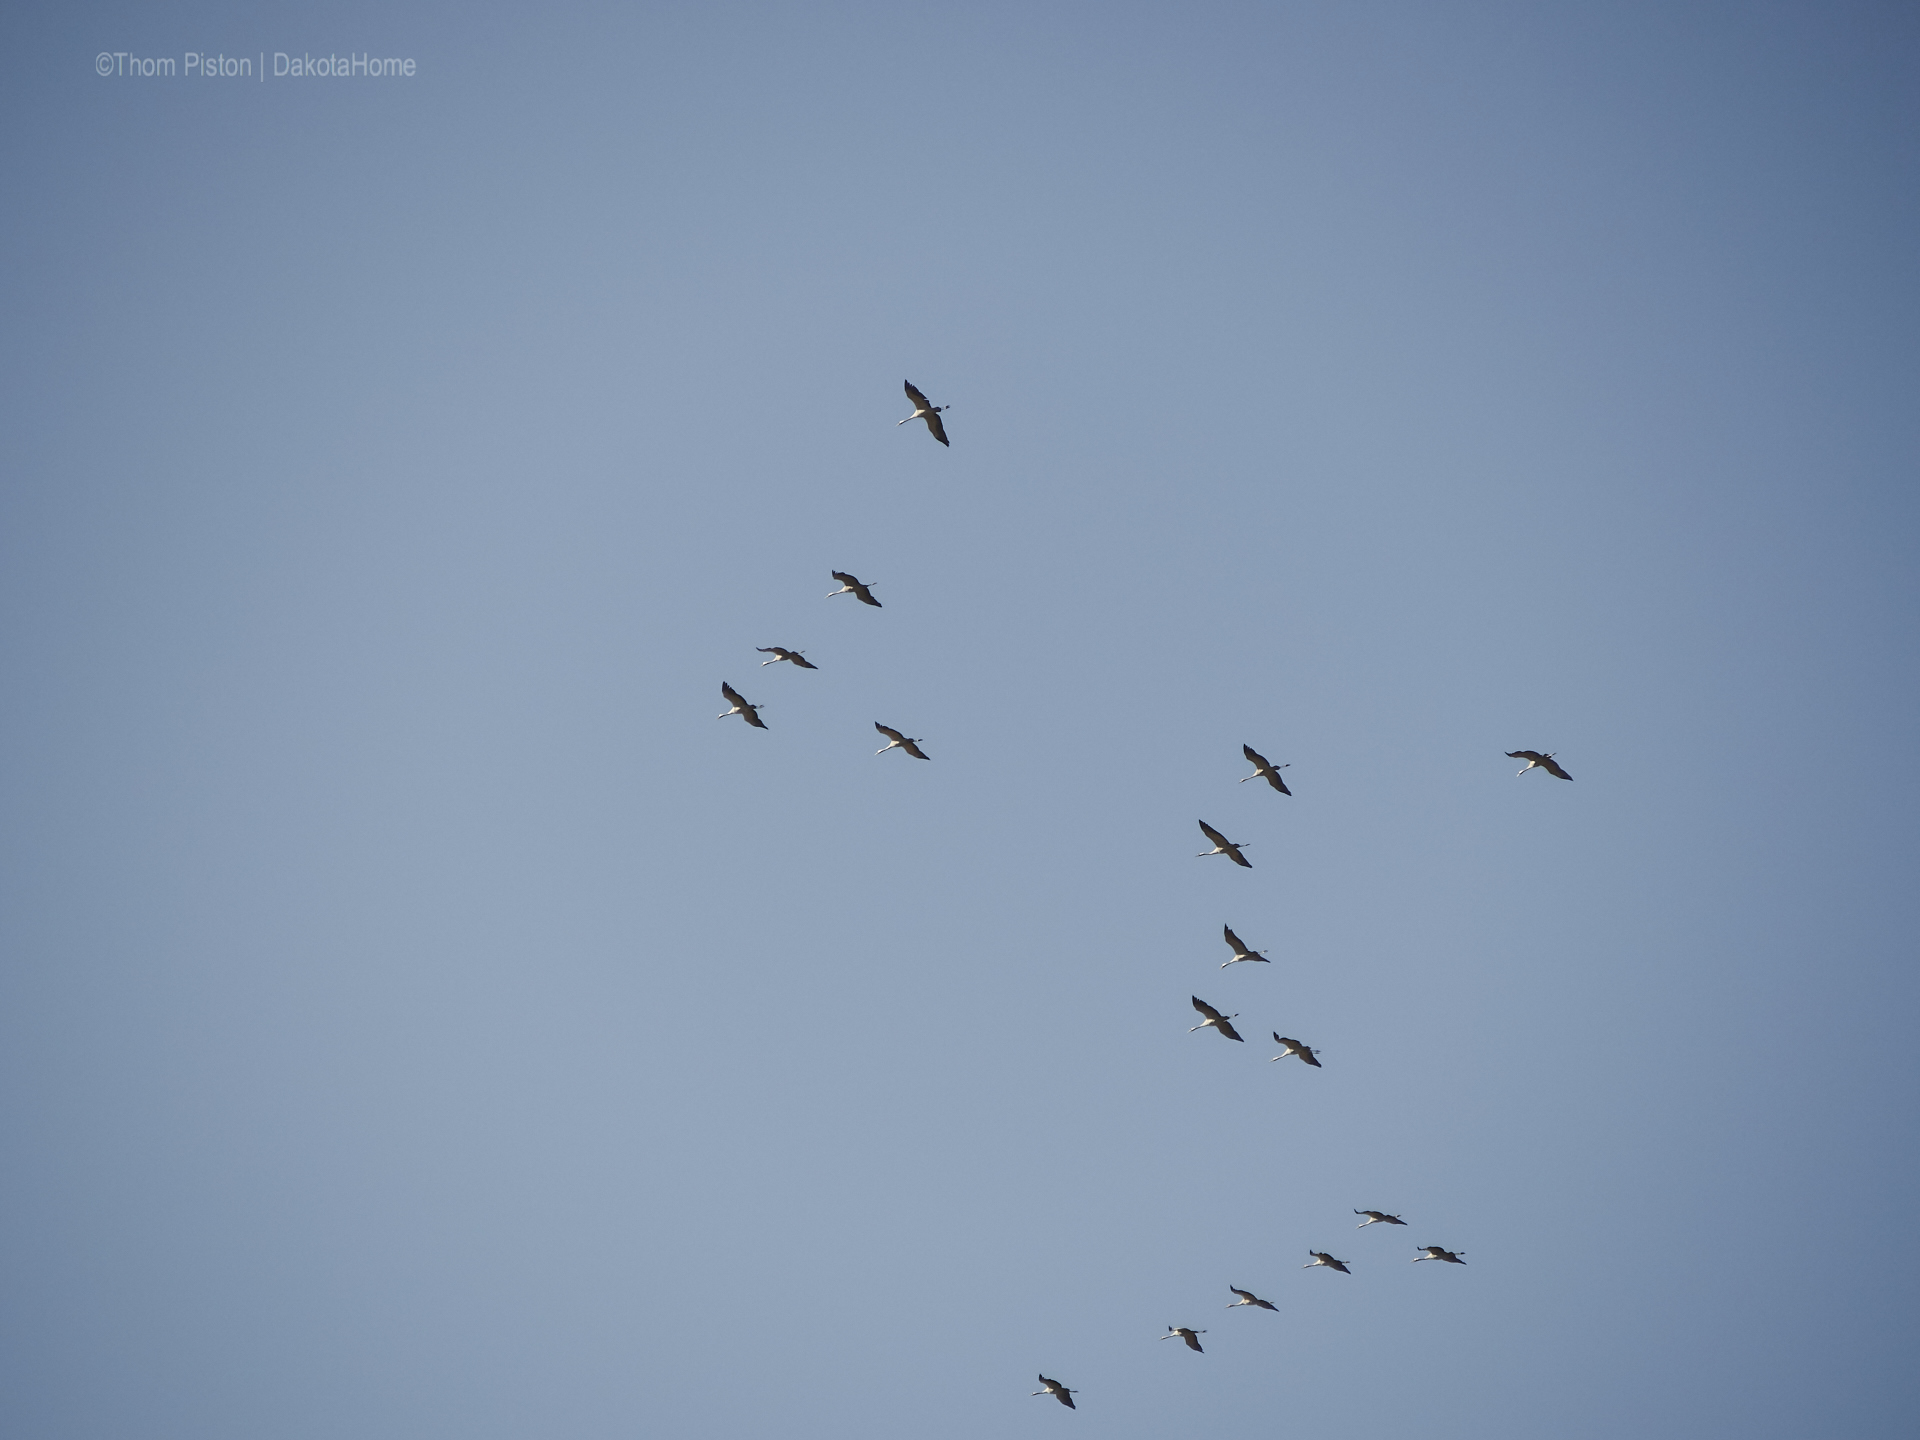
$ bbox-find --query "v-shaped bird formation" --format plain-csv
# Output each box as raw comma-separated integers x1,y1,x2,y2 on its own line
709,381,1576,1411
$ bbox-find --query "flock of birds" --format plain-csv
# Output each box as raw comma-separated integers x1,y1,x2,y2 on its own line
715,382,1573,1414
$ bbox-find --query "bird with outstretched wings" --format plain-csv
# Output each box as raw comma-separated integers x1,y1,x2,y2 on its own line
1507,750,1572,780
828,572,882,607
1241,744,1292,795
1189,996,1244,1042
1197,820,1251,867
718,682,766,729
900,380,949,446
756,647,818,669
874,723,930,760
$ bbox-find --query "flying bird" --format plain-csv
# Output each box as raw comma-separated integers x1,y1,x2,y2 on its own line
1355,1211,1407,1228
718,682,766,729
1507,750,1572,780
1240,744,1292,795
1189,997,1244,1042
756,647,817,669
1160,1325,1206,1352
1270,1034,1320,1067
875,723,930,760
1196,820,1251,867
1415,1247,1466,1264
1304,1252,1351,1274
1221,925,1270,967
1032,1375,1077,1409
827,572,882,607
1227,1287,1277,1312
899,380,950,445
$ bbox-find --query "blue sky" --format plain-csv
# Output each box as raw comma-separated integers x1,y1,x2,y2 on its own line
3,3,1917,1437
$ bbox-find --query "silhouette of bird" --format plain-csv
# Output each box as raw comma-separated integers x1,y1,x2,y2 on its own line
875,723,930,760
1415,1247,1466,1264
1304,1252,1351,1274
718,682,766,729
1227,1287,1277,1311
1240,744,1292,795
1032,1375,1076,1409
1221,925,1270,967
1197,820,1251,867
1355,1211,1407,1228
1507,750,1572,780
756,647,817,669
899,380,950,445
1189,997,1244,1042
1160,1325,1206,1352
827,572,882,607
1270,1034,1320,1067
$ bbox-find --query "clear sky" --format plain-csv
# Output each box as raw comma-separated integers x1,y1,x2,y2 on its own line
3,3,1917,1437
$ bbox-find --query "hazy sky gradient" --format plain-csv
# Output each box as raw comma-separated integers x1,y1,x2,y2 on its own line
3,3,1917,1437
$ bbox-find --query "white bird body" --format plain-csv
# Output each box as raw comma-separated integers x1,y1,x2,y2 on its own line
1197,820,1251,867
1189,996,1244,1042
899,380,950,445
757,646,817,669
1270,1033,1320,1067
1221,925,1270,967
827,571,882,607
1032,1375,1077,1408
1240,744,1292,795
1507,750,1572,780
718,682,766,729
874,723,930,760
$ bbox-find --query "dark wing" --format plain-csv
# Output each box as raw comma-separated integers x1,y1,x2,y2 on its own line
1223,925,1244,952
1215,1018,1245,1042
1243,743,1270,769
1191,996,1223,1021
756,647,783,656
1184,1332,1203,1352
1507,750,1546,763
1266,769,1292,795
924,410,949,446
901,739,931,760
1229,1287,1255,1302
1227,843,1252,869
1274,1033,1287,1045
1198,819,1229,847
875,723,906,743
832,571,860,586
854,582,882,607
1329,1259,1350,1273
1301,1048,1321,1067
1387,1215,1407,1224
721,681,746,706
904,380,929,408
743,708,767,729
1542,757,1573,780
792,654,818,669
1059,1392,1075,1408
1255,1297,1277,1310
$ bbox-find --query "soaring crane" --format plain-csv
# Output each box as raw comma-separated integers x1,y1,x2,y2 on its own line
1414,1247,1466,1264
1160,1325,1206,1352
1355,1211,1407,1228
1240,744,1292,795
1032,1375,1077,1409
1189,997,1244,1042
1507,750,1572,780
827,572,882,607
756,647,817,669
1221,925,1271,967
1227,1287,1278,1312
899,380,950,445
1197,820,1251,868
1270,1034,1321,1067
874,723,930,760
1303,1252,1352,1274
718,682,766,729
